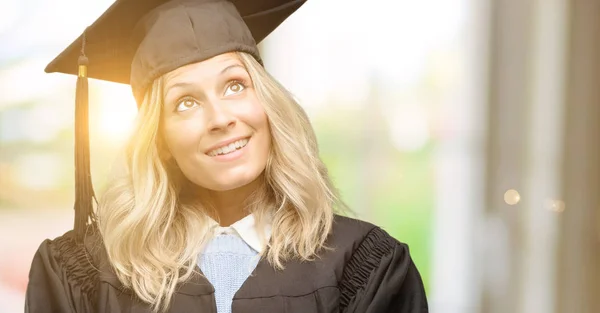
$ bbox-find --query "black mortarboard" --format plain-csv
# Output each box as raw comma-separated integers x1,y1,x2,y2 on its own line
45,0,307,242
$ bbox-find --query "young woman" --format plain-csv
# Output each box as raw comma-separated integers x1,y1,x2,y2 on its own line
25,0,428,312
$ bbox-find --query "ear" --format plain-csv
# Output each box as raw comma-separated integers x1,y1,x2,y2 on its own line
160,150,172,162
156,131,173,162
158,142,173,162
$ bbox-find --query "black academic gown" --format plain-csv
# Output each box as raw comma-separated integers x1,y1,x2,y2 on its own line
25,214,428,313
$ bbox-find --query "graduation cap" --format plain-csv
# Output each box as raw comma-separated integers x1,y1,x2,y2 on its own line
45,0,307,242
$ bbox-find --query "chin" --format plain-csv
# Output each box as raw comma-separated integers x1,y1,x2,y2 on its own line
203,171,263,192
208,181,247,192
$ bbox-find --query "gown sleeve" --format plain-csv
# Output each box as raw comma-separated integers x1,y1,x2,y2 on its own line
339,227,428,313
25,233,97,313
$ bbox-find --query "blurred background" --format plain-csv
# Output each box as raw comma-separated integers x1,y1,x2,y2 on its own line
0,0,598,312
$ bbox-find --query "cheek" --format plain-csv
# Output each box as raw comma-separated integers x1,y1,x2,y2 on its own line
247,102,270,151
252,111,271,165
162,118,204,158
242,100,269,131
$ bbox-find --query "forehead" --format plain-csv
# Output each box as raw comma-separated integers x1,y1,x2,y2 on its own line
164,52,244,85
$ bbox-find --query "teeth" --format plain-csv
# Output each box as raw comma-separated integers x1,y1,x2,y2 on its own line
208,138,249,156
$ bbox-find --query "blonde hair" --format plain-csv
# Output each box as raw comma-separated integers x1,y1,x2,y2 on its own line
97,52,346,312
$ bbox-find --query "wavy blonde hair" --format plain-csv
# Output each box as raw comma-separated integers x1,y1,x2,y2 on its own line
97,52,346,312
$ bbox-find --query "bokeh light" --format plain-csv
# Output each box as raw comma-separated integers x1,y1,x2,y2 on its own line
504,189,521,205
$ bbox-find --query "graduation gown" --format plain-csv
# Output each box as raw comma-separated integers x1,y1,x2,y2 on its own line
25,214,428,312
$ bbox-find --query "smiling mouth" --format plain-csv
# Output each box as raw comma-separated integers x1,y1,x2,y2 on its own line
206,137,250,157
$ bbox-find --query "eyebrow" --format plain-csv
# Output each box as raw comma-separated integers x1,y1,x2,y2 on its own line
164,63,246,96
220,63,245,75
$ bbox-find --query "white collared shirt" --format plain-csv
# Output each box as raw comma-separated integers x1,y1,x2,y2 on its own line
205,213,272,254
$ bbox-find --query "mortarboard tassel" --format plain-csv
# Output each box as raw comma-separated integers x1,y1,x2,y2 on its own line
73,32,96,243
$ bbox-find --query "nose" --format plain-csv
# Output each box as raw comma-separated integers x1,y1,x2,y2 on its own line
206,100,236,133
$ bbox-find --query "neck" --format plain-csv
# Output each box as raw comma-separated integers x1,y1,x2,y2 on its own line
207,200,248,226
199,175,264,226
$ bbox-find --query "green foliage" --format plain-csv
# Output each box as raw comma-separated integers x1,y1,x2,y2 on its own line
314,107,434,293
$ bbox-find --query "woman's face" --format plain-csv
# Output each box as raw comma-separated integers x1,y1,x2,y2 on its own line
161,52,270,193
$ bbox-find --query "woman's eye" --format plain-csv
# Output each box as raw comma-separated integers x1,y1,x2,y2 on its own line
224,82,245,96
176,98,199,112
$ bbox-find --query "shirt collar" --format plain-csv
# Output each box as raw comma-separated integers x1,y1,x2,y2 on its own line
206,213,272,254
